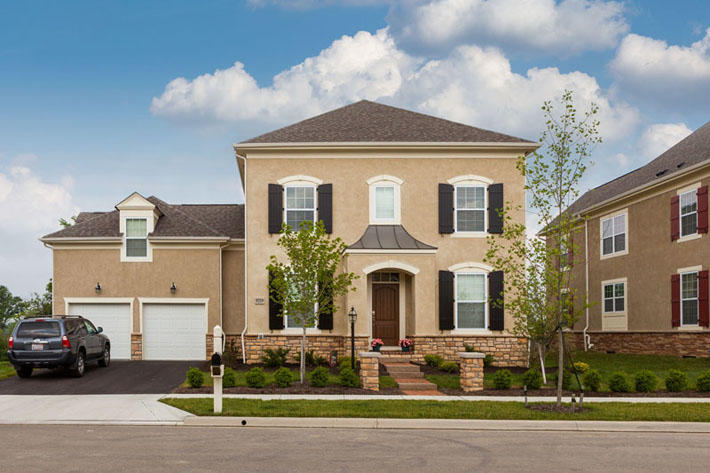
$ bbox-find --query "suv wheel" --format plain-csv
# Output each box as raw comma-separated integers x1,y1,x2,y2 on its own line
16,367,33,378
98,345,110,368
73,351,86,377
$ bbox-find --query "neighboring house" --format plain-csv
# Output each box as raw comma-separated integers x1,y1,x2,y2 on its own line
41,193,244,360
235,100,537,366
563,122,710,356
42,100,538,366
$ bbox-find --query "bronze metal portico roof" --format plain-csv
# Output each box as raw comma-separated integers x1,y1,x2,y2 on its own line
348,225,436,251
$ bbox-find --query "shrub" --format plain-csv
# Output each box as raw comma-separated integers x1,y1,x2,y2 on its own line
664,369,689,392
274,367,293,388
313,354,327,366
492,369,513,389
338,367,360,387
634,369,659,393
222,367,237,388
262,348,290,368
696,371,710,392
522,368,543,390
554,370,576,390
424,354,443,368
186,367,204,388
310,366,330,387
440,361,458,373
463,344,476,353
483,354,495,368
608,371,631,393
583,369,602,392
246,367,266,388
572,362,590,375
338,356,354,372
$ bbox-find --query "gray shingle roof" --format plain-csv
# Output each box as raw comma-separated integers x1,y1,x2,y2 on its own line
567,121,710,216
349,225,436,250
42,196,244,240
242,100,534,144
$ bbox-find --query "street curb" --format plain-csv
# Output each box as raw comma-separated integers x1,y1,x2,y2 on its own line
182,416,710,433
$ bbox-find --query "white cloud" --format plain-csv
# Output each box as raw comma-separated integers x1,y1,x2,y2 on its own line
610,29,710,109
0,162,79,297
152,29,638,142
638,123,692,160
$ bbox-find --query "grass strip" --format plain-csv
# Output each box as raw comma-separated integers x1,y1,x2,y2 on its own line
162,398,710,422
0,361,15,381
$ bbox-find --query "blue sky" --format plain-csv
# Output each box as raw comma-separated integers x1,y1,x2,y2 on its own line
1,0,709,296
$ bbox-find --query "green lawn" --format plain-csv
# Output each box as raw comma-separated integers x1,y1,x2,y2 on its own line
0,361,15,381
162,398,710,422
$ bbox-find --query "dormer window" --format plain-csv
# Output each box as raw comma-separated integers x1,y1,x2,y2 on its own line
125,218,148,257
368,175,402,224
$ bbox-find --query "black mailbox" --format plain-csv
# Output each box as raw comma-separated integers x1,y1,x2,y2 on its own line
211,352,222,367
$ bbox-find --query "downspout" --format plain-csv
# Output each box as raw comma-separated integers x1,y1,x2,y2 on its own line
583,218,591,351
219,241,229,351
235,152,248,363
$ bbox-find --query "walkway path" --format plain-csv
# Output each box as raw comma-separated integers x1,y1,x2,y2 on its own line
381,359,443,396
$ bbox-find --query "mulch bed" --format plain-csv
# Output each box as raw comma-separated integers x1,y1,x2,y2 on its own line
173,385,402,395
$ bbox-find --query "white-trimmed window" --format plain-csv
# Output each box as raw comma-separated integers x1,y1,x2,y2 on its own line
368,175,402,224
681,271,699,326
285,185,316,231
680,190,698,237
125,218,148,258
455,185,486,232
455,272,487,329
601,213,626,256
603,281,625,313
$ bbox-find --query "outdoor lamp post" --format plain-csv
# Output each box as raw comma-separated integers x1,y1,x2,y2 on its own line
348,306,357,370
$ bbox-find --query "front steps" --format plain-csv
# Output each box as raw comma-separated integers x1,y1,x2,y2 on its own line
381,360,443,395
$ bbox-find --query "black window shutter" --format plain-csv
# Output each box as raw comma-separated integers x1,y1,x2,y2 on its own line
317,183,333,234
268,271,284,330
488,270,504,330
438,270,454,330
317,276,334,330
268,184,283,234
438,183,454,234
488,183,504,234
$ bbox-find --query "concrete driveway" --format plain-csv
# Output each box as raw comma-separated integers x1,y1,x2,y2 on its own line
0,361,202,394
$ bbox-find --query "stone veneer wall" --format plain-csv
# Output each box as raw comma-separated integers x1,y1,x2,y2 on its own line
458,352,484,392
569,331,710,357
131,334,142,360
236,335,371,364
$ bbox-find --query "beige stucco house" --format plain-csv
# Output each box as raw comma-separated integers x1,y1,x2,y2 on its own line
564,122,710,356
42,100,538,366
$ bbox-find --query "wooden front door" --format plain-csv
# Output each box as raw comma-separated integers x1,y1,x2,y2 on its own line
372,283,399,346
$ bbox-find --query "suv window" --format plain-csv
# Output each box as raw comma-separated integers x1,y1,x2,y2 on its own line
84,320,97,334
17,321,61,338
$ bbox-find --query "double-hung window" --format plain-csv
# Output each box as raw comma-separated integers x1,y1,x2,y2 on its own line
368,175,402,224
455,273,487,329
284,278,317,329
455,185,485,232
603,282,625,313
285,185,316,231
681,271,699,326
374,185,395,220
601,214,626,256
125,218,148,258
680,190,698,237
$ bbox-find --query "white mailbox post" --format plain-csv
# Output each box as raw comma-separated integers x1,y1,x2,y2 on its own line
211,325,225,414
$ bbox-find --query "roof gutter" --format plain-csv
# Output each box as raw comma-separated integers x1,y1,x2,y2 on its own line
234,141,540,154
39,237,122,244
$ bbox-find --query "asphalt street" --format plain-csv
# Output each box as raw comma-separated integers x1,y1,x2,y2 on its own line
4,424,708,472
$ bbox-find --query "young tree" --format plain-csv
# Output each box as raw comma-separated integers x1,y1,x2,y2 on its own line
23,280,53,317
486,90,600,407
267,220,358,384
0,285,25,330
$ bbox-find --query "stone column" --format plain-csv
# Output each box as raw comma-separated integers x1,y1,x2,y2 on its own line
458,352,485,392
359,351,381,391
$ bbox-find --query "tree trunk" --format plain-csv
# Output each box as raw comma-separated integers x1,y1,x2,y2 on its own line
556,329,564,408
300,327,306,384
538,343,547,384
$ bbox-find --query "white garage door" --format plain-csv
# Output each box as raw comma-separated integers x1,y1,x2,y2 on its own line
67,303,132,359
142,303,206,360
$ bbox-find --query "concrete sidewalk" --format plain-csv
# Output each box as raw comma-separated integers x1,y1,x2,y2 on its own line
0,395,192,425
167,393,710,403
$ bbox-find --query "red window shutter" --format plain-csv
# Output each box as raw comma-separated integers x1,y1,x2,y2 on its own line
671,196,680,241
671,274,681,327
697,186,708,234
700,270,709,327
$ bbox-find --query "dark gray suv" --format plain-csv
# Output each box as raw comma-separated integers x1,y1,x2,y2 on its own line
7,316,111,378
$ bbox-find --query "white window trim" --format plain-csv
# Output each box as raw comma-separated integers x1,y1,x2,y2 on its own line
447,174,494,186
679,270,700,328
282,303,322,334
599,209,628,260
453,180,488,237
678,185,700,240
601,278,627,315
368,175,402,225
283,183,317,231
277,175,323,186
122,216,152,262
453,270,489,333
